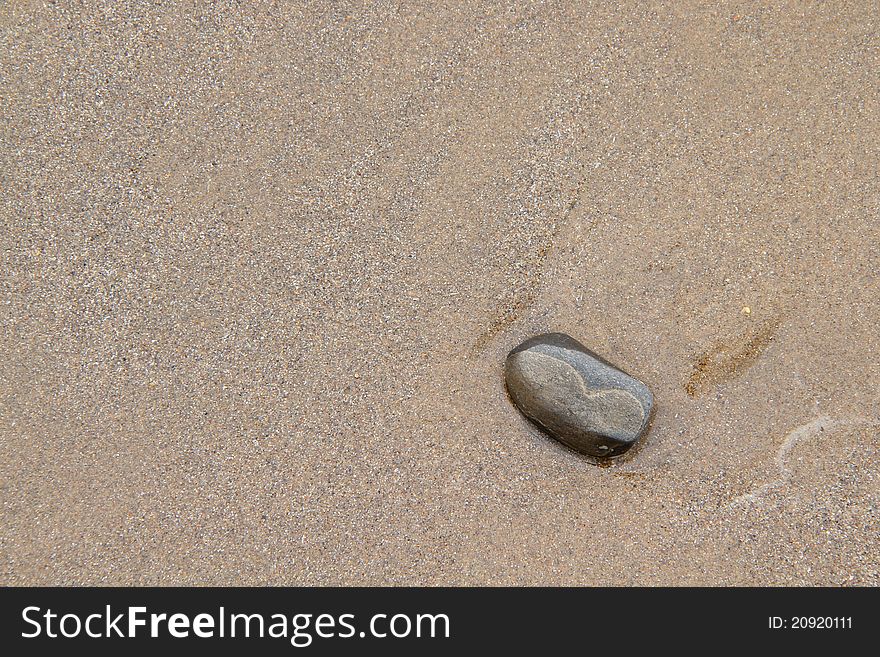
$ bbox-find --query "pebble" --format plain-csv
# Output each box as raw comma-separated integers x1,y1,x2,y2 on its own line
504,333,653,457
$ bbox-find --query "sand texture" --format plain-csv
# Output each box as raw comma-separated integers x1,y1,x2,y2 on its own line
2,1,878,585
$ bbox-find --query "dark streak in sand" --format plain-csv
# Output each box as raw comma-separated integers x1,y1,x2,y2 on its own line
471,185,584,353
685,316,781,397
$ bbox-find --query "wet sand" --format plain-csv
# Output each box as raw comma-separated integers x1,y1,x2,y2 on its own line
1,1,878,585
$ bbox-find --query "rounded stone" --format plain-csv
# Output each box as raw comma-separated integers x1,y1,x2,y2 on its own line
504,333,653,458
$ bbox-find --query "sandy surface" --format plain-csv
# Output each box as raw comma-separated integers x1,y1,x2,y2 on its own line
2,1,878,585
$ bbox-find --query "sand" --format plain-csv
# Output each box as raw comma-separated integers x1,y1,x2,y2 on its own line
1,1,878,585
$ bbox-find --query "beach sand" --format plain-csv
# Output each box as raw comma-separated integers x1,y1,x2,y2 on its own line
1,1,878,585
